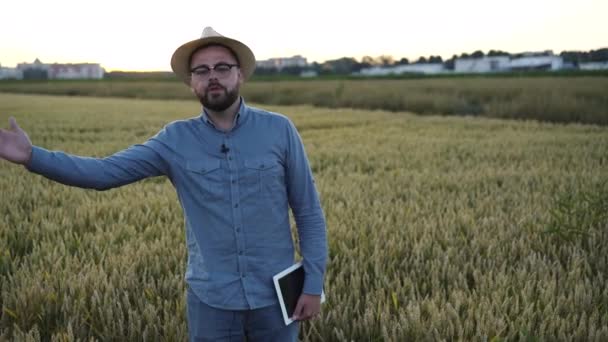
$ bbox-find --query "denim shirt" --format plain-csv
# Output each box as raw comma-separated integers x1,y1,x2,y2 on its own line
26,99,328,310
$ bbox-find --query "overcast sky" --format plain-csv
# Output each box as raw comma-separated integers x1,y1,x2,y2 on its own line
1,0,606,71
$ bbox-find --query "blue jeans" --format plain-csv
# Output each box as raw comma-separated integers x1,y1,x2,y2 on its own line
187,287,299,342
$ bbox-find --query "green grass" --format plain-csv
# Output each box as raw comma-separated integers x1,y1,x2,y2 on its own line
1,93,607,341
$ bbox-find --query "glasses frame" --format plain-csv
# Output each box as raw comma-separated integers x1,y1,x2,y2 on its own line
190,63,240,79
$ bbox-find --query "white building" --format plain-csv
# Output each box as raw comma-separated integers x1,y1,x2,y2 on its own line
509,54,563,71
454,56,510,73
579,61,608,70
16,58,104,79
357,66,391,76
454,52,565,73
0,64,23,80
358,63,445,76
393,63,445,74
257,55,308,70
48,63,104,79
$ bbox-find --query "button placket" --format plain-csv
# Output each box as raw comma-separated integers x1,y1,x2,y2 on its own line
224,136,251,304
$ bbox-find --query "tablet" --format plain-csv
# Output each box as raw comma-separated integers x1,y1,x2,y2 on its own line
273,261,326,325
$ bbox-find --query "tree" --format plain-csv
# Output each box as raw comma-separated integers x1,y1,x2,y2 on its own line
428,55,443,64
471,50,484,58
488,49,510,57
396,57,409,65
322,57,360,74
560,51,581,64
416,56,427,64
444,54,458,70
361,56,375,64
590,48,608,62
376,55,395,66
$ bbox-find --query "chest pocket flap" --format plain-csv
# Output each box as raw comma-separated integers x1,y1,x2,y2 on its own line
186,159,221,174
244,158,276,171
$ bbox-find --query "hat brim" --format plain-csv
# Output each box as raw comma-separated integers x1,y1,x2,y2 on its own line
171,36,256,85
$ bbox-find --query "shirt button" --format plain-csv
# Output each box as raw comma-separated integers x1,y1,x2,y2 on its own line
228,156,233,160
231,180,236,184
234,203,239,208
236,227,241,232
239,250,243,255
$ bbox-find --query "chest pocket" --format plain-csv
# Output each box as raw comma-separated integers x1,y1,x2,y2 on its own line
186,159,224,200
243,158,284,196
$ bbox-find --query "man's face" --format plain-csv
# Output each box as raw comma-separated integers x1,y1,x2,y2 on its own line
189,45,244,112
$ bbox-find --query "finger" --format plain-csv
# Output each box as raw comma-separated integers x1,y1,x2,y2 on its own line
300,306,313,321
9,117,19,132
292,298,305,320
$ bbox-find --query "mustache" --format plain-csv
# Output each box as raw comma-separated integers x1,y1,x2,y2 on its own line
207,81,225,89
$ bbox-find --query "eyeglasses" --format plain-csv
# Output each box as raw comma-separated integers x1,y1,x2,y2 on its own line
190,63,239,79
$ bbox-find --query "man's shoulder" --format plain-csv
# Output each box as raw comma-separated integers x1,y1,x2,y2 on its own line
156,116,201,137
246,105,293,127
165,116,201,130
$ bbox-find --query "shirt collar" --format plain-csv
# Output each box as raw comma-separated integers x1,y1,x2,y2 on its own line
201,97,248,131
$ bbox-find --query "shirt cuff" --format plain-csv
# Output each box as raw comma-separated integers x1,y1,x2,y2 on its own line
303,274,324,296
25,146,50,174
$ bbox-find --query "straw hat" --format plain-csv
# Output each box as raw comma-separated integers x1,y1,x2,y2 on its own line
170,27,256,85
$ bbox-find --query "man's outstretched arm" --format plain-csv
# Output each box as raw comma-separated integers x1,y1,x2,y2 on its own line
1,117,169,190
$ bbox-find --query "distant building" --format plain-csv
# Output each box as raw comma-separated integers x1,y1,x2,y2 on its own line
357,63,445,76
300,70,318,78
454,56,510,73
16,58,104,79
0,64,23,80
509,52,563,71
454,51,565,73
17,58,49,79
256,55,308,70
356,66,390,76
579,61,608,70
393,63,445,74
48,63,104,79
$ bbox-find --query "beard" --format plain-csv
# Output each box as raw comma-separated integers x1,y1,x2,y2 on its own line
196,82,240,112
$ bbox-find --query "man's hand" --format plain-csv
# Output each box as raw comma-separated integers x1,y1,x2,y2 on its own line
0,117,32,165
292,293,321,321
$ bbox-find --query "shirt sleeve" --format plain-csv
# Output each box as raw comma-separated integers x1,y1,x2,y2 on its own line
284,118,328,296
25,132,170,191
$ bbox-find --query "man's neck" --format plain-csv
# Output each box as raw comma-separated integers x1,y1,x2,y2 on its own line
205,98,241,132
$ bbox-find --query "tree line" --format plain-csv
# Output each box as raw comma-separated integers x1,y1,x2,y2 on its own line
255,48,608,76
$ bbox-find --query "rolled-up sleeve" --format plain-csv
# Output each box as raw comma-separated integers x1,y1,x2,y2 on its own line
284,119,328,296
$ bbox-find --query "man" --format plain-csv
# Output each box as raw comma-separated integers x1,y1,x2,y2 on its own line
0,27,328,341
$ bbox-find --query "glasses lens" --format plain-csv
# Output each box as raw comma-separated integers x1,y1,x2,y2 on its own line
193,67,210,77
215,64,232,75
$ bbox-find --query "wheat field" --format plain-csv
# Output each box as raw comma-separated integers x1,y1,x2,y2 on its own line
0,92,607,341
1,76,607,125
